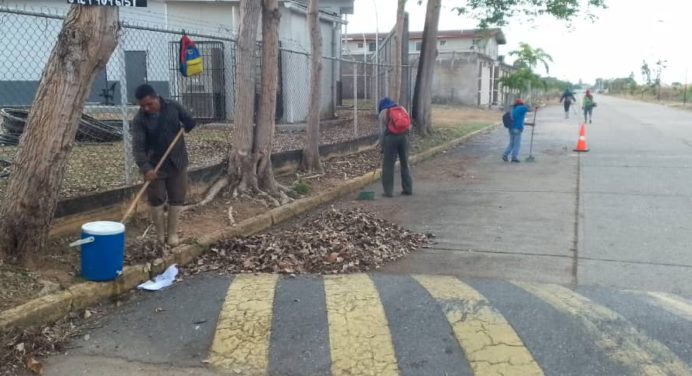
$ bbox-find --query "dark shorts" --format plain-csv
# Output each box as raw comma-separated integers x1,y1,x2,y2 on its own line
146,166,188,207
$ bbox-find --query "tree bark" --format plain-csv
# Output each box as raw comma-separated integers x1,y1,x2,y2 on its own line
388,0,407,103
255,0,281,193
229,0,261,192
0,6,119,265
301,0,323,172
411,0,441,137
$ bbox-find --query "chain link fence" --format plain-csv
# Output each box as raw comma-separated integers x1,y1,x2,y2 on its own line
0,5,365,194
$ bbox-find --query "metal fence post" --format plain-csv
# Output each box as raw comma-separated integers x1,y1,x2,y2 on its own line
353,60,358,135
117,36,133,185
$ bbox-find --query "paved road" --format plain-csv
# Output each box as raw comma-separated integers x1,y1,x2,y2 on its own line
44,273,692,376
43,97,692,375
377,95,692,295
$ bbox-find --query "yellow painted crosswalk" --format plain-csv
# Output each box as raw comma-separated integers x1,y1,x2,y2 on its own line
206,274,692,376
324,274,399,376
644,291,692,322
414,275,544,376
515,282,692,376
207,274,278,375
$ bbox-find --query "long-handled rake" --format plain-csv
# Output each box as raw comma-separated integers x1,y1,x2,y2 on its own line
524,107,539,162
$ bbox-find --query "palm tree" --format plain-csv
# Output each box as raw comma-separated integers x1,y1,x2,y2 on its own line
507,43,552,104
510,42,553,74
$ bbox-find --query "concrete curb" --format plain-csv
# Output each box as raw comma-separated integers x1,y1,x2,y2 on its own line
0,123,498,331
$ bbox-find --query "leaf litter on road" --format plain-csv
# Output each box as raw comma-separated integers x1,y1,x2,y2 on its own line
185,207,429,275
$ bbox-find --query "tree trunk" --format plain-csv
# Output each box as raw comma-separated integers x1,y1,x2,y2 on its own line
229,0,261,192
411,0,441,137
301,0,323,172
255,0,281,193
0,6,119,265
388,0,407,103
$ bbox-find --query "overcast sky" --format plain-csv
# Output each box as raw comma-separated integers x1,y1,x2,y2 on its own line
344,0,691,85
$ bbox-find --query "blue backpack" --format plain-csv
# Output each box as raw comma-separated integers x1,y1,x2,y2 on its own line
179,35,203,77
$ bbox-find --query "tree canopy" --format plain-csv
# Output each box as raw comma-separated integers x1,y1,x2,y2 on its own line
454,0,607,27
510,42,553,74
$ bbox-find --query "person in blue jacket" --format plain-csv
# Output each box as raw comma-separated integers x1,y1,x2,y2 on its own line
502,99,529,163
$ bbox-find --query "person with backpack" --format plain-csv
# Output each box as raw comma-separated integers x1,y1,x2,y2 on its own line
132,84,196,247
378,97,413,197
582,89,596,124
560,89,577,119
502,99,529,163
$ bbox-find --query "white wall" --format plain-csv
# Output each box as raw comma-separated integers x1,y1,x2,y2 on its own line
280,4,338,122
408,37,498,57
0,0,341,121
479,60,492,106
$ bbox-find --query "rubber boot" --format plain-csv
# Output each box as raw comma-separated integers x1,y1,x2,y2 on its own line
150,205,166,244
167,206,182,247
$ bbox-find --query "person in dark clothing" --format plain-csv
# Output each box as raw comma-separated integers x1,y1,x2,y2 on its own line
560,89,577,119
132,84,196,246
378,97,413,197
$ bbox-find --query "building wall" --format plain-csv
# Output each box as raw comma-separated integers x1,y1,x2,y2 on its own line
427,53,480,105
408,38,475,53
280,4,338,122
422,52,498,107
0,0,172,106
0,0,342,123
479,59,492,106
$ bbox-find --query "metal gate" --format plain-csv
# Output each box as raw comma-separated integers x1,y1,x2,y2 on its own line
169,41,226,122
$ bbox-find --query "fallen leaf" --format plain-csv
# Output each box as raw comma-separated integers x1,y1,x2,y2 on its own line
26,357,43,375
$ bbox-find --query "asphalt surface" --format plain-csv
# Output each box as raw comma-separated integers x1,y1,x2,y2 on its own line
42,97,692,375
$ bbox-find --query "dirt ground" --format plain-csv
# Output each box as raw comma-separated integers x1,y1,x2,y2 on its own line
0,113,378,199
0,105,498,314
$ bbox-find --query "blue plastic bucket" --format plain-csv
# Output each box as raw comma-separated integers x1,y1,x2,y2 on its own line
76,221,125,282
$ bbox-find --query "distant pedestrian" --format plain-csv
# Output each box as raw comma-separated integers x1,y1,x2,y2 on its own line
378,97,413,197
132,84,196,247
502,99,529,163
560,89,577,119
582,89,596,124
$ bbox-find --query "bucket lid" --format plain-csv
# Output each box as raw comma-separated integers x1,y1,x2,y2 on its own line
82,221,125,236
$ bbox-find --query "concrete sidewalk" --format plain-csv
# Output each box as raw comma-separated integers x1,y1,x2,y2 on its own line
357,104,581,285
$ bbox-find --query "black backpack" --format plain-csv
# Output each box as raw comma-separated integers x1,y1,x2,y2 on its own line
502,111,513,128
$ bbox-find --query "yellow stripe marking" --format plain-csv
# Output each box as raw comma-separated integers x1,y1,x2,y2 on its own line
207,274,278,374
323,274,398,376
515,282,691,376
414,275,543,376
645,292,692,322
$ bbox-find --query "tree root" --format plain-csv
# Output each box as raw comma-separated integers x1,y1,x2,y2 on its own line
256,190,280,208
182,176,230,212
180,174,295,215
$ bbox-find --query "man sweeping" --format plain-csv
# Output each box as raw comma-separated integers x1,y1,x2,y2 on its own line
132,84,196,246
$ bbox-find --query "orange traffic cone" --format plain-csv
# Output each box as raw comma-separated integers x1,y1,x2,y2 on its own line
574,124,589,152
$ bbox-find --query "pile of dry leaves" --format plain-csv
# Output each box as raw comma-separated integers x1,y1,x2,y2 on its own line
187,208,428,275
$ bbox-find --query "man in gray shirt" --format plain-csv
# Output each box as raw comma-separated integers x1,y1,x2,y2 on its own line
132,84,196,246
